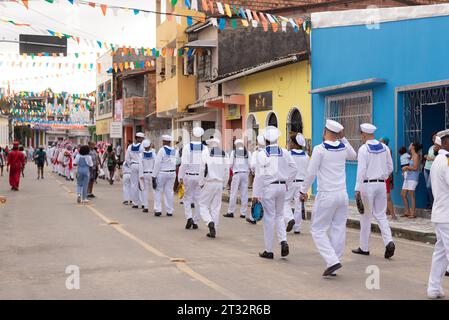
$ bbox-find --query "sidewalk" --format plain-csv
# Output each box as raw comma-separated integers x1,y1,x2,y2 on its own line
222,189,436,245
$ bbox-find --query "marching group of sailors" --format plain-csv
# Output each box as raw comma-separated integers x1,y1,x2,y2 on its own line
121,120,449,296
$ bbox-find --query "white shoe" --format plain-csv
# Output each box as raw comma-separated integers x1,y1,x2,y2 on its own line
427,292,445,299
77,194,81,204
82,200,90,204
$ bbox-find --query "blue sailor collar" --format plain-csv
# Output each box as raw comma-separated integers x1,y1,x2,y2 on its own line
366,140,386,154
322,140,346,151
291,149,306,156
130,143,141,152
190,142,204,151
265,145,282,157
210,147,226,157
163,146,175,156
143,151,154,159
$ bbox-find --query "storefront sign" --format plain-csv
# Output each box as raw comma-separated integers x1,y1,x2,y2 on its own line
249,91,273,113
110,122,123,138
225,104,241,120
96,118,112,135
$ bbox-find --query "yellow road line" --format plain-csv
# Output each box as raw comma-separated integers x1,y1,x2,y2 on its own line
54,176,239,299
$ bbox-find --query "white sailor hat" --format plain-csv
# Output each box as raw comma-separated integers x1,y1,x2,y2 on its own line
325,119,344,133
162,134,172,142
257,135,266,146
263,126,280,143
193,127,204,138
206,137,220,146
360,123,377,134
234,139,244,146
435,136,442,146
136,132,145,138
295,133,306,147
437,129,449,139
142,139,151,148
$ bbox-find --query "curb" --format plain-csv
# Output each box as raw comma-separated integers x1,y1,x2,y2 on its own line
222,194,436,245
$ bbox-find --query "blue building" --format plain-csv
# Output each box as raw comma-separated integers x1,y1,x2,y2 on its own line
310,4,449,209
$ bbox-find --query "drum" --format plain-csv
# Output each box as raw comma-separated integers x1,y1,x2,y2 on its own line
251,201,264,221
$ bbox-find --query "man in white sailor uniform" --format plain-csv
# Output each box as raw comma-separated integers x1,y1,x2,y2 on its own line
199,138,230,238
248,134,266,225
224,139,251,219
125,132,145,209
284,133,309,235
152,135,178,217
122,161,132,205
300,119,357,276
427,129,449,299
352,123,395,258
141,139,155,213
254,126,297,259
178,127,208,230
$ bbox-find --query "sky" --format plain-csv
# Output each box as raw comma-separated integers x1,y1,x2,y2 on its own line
0,0,159,94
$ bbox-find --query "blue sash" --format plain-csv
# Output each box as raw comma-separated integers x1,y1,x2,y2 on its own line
190,143,204,151
366,142,386,154
143,151,153,159
164,146,175,156
130,144,141,152
265,146,282,157
322,142,346,152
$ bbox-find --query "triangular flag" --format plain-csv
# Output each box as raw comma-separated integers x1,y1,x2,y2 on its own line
241,19,249,27
134,9,140,15
88,2,95,8
218,18,226,30
246,9,252,21
96,41,102,48
211,18,218,27
224,4,232,17
186,16,193,26
239,8,247,20
68,0,74,4
230,19,237,29
22,0,29,9
216,2,224,15
100,4,107,16
272,23,279,33
171,0,178,6
184,0,191,8
281,21,287,32
201,0,208,11
191,0,198,10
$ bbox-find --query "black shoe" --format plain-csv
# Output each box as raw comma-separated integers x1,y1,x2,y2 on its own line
294,231,301,235
323,263,342,277
208,222,216,238
141,205,145,209
167,213,173,217
223,213,234,218
259,251,274,259
240,215,246,219
142,209,149,213
385,241,395,259
445,271,449,277
286,219,295,232
123,201,129,205
185,218,193,229
132,205,139,209
191,203,195,209
192,224,198,230
352,248,370,256
281,241,289,257
87,194,96,199
155,212,162,217
246,218,256,225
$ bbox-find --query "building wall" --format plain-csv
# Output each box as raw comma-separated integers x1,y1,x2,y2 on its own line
0,116,9,147
311,11,449,208
239,60,311,148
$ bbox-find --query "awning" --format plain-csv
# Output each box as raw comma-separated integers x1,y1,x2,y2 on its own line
183,39,217,49
176,111,217,122
310,78,387,95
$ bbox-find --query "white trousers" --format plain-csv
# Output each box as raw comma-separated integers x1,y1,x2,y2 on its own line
284,181,303,232
311,191,348,268
65,167,73,179
130,163,141,205
154,172,176,214
123,173,131,202
141,173,154,209
261,184,288,253
427,223,449,295
199,182,223,228
359,182,393,251
228,172,249,216
183,176,201,223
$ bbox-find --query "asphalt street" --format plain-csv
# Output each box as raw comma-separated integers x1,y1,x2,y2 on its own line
0,165,445,299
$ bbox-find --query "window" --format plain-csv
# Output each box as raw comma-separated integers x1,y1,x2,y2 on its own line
197,51,212,81
266,112,278,128
183,54,195,76
325,91,372,153
97,81,112,116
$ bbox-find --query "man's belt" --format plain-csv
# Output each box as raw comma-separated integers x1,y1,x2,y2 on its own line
162,170,176,172
233,171,248,174
363,179,385,183
144,171,153,174
271,181,286,184
293,179,304,183
186,173,199,176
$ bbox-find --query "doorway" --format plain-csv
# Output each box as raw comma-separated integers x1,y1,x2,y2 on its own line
422,102,446,152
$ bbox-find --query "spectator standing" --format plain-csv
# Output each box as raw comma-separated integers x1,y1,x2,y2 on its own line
87,142,99,198
423,132,439,209
401,142,422,219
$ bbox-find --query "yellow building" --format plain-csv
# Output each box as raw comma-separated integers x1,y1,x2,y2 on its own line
155,2,205,119
219,57,311,149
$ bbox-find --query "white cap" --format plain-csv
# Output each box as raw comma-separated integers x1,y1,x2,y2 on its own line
263,126,280,143
437,129,449,139
257,135,266,146
234,139,244,146
295,133,306,147
325,119,344,133
193,127,204,138
360,123,377,134
142,139,151,148
162,135,172,142
136,132,145,138
206,137,220,146
435,136,442,146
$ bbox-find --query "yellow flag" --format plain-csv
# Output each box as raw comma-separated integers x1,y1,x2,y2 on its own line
241,19,249,27
224,3,232,17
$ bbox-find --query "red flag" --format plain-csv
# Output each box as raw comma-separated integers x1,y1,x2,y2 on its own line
201,0,208,11
100,4,107,16
22,0,29,9
88,2,96,8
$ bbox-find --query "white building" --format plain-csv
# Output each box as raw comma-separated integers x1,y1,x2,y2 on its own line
0,114,9,147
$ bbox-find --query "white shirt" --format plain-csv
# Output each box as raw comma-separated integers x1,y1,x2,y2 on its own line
355,140,393,192
250,147,263,173
230,148,251,173
152,146,179,176
301,138,357,194
125,143,144,166
179,141,208,179
253,144,297,196
199,147,230,186
430,149,449,223
73,154,93,167
290,149,310,181
142,149,156,174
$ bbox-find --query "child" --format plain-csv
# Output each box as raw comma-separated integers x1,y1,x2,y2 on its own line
399,146,411,168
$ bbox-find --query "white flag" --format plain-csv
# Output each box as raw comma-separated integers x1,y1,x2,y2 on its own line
191,0,198,10
246,9,253,21
266,14,276,24
251,20,258,28
281,21,287,32
211,18,218,27
216,2,224,15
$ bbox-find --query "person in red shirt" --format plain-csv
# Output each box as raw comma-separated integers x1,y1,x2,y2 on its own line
7,141,25,191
